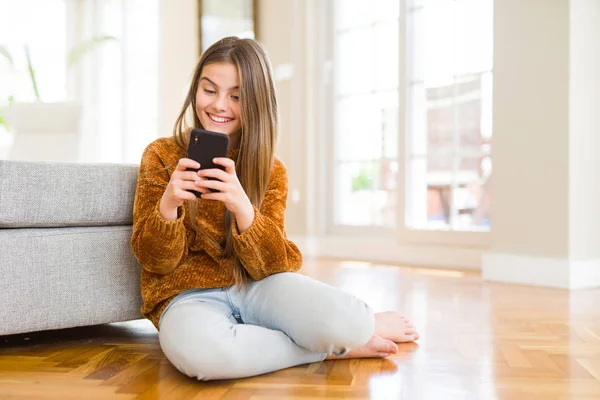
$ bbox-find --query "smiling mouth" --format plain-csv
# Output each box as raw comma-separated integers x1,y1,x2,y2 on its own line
207,113,233,123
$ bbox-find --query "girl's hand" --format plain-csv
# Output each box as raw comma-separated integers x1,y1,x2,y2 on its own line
196,157,254,217
159,158,209,220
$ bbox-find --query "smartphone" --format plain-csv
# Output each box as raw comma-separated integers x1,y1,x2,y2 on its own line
187,128,230,197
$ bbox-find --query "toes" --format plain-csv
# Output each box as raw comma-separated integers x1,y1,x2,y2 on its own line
405,327,416,335
378,352,392,358
397,333,419,343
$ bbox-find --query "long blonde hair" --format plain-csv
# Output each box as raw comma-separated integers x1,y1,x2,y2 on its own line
172,37,278,287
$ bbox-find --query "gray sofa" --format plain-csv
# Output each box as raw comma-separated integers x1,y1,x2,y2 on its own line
0,160,144,336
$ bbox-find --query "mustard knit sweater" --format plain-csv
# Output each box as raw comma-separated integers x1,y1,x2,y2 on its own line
130,137,302,329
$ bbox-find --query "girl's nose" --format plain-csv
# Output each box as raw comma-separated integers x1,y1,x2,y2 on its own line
214,95,227,111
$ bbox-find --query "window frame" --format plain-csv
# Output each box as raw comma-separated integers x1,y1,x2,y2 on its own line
397,0,491,248
326,0,400,237
323,0,492,248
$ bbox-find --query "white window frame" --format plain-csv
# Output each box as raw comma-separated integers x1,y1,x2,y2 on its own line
397,0,491,248
325,0,400,238
321,0,491,248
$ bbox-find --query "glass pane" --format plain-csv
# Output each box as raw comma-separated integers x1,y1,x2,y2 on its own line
333,0,400,231
335,27,373,96
374,0,400,22
124,0,159,163
426,154,453,229
426,184,451,229
453,157,491,230
382,107,398,159
455,74,483,150
427,73,492,153
454,0,494,75
408,155,491,230
334,0,375,31
96,0,124,163
407,155,453,230
427,82,455,155
409,154,489,230
335,161,397,228
0,0,67,102
423,0,455,84
335,92,398,162
201,0,254,50
407,0,425,9
374,20,399,91
405,0,493,232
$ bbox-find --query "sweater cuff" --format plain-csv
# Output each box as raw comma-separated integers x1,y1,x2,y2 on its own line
231,205,269,246
148,201,186,238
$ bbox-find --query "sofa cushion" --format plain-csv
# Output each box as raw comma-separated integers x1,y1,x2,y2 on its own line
0,160,139,228
0,226,143,335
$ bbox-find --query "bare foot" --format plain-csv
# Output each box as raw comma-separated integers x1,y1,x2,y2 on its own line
374,311,420,343
326,335,398,360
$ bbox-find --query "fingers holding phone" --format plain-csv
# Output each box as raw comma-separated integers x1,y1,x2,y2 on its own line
159,158,207,220
197,157,252,216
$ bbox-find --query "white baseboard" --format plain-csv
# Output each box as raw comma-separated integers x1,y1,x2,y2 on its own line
482,252,600,289
289,235,483,270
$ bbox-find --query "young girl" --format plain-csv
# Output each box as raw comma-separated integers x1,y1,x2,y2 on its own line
131,36,419,381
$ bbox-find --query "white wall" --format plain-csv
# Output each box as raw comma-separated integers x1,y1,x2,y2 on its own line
158,0,199,138
568,0,600,261
257,0,309,236
484,0,600,288
491,0,570,259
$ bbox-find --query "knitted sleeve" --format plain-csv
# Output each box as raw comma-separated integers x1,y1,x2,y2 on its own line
130,139,188,275
231,158,303,280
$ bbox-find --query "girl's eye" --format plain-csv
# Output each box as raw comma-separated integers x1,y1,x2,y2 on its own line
231,95,239,101
204,89,216,95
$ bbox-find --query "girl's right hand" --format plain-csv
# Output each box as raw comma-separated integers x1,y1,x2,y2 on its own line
159,158,207,220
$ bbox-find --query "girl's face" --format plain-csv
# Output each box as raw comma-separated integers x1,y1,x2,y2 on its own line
195,62,242,142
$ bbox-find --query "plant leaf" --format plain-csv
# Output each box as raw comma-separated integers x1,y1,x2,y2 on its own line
0,107,7,130
24,46,41,101
0,44,13,66
67,35,117,68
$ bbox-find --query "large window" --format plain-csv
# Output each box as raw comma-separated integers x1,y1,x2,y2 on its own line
0,0,68,102
0,0,159,164
200,0,255,52
78,0,160,164
330,0,493,236
405,0,493,232
332,0,400,229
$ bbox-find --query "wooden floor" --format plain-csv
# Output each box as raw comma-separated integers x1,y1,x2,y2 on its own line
2,260,600,399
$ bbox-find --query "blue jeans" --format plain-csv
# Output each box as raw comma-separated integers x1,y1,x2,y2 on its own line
158,272,375,380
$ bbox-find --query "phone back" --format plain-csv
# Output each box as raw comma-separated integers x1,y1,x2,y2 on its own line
187,129,230,171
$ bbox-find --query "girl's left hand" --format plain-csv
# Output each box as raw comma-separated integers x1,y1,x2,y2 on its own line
195,158,253,216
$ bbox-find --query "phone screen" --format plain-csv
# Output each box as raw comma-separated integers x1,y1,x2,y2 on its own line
187,129,230,196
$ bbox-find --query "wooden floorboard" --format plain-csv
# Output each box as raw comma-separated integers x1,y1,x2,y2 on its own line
2,259,600,399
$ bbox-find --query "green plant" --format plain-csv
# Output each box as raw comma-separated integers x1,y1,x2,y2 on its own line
352,167,373,192
0,110,6,131
0,46,14,130
0,96,14,132
0,35,117,102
